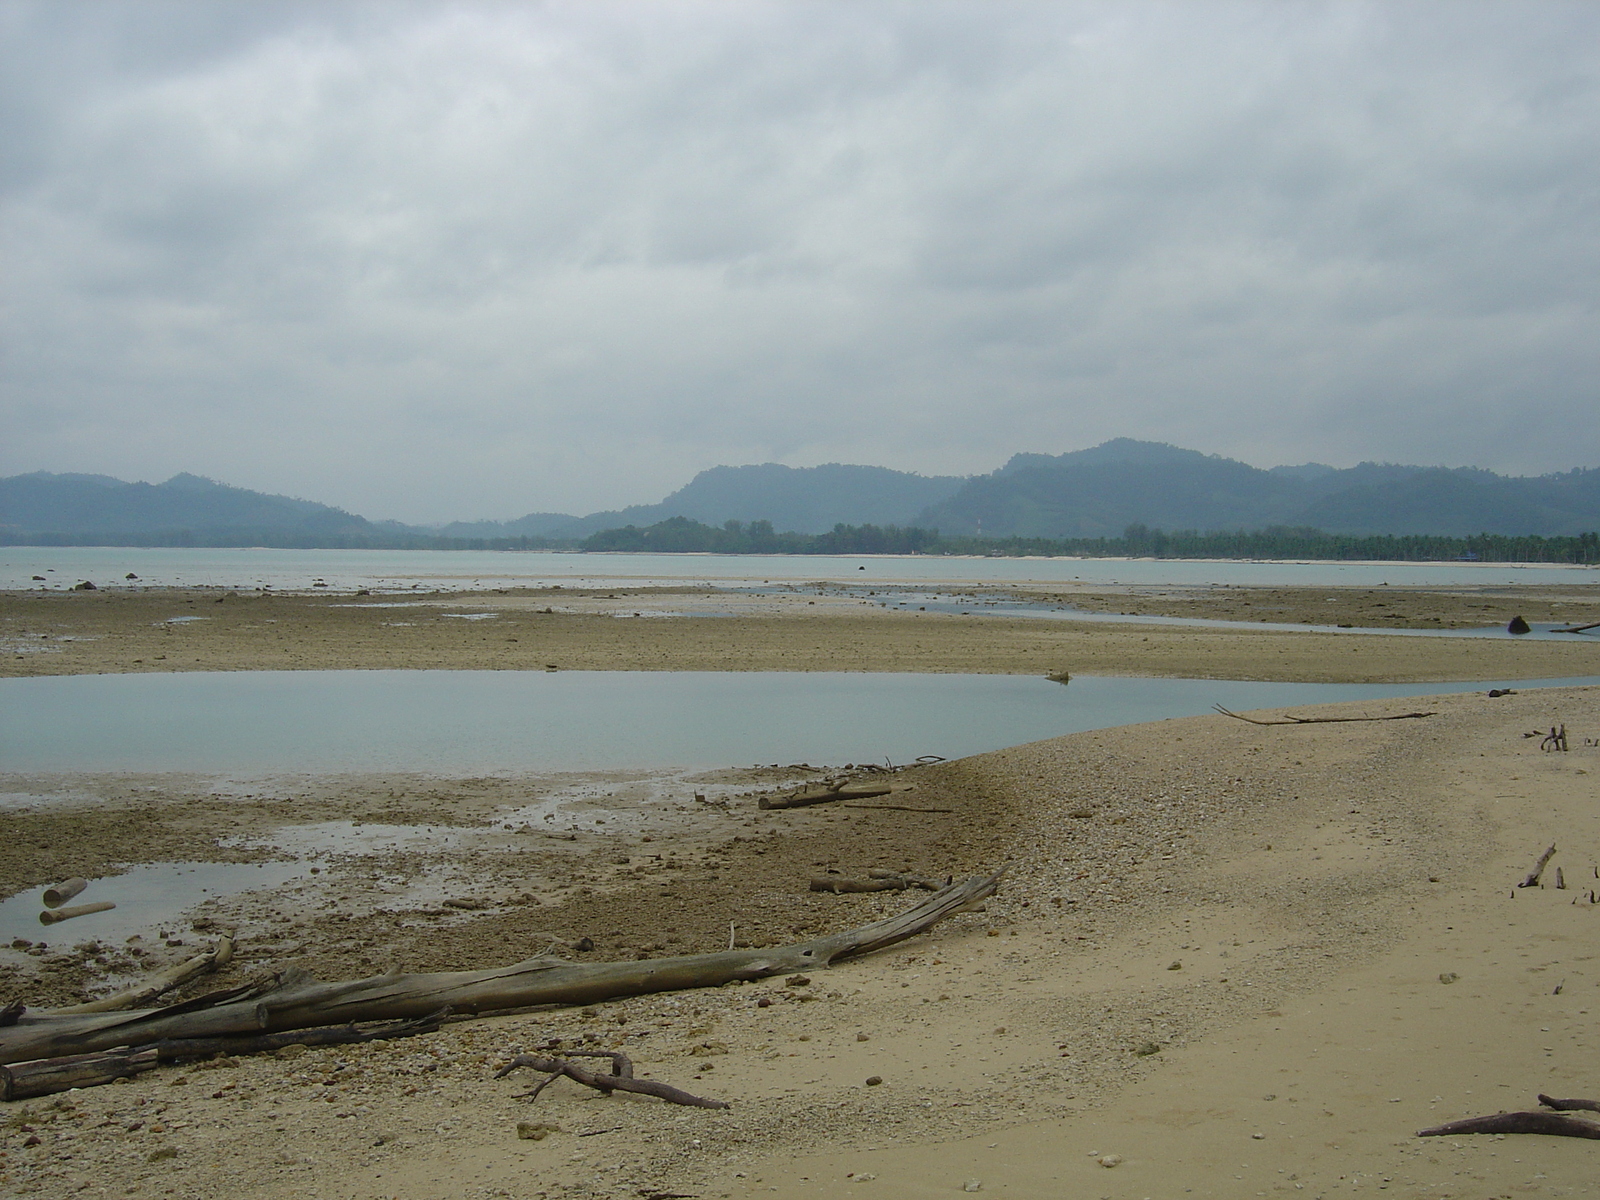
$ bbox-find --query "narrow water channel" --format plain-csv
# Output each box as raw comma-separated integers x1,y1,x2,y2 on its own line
5,669,1596,775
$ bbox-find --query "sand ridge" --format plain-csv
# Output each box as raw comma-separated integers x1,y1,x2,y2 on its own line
4,584,1600,682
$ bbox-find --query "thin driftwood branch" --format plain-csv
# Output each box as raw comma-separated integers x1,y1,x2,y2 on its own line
1539,1094,1600,1113
1553,621,1600,634
1519,844,1558,888
497,1050,729,1109
1418,1112,1600,1139
0,870,1003,1065
1540,725,1569,752
147,1006,451,1064
810,870,945,893
1212,705,1436,726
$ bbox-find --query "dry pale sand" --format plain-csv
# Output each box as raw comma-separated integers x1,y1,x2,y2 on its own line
4,584,1600,682
3,685,1598,1200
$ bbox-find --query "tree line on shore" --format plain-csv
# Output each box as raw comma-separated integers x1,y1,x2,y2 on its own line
584,518,1600,562
8,519,1600,563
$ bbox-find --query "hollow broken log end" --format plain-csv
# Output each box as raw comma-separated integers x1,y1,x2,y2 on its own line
42,879,89,908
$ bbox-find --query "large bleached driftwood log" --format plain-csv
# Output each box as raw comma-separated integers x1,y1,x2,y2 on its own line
0,870,1002,1065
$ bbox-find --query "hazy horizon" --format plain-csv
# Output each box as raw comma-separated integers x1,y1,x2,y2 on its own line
4,1,1598,524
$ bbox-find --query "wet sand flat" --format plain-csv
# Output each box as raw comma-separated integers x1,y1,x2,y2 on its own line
4,584,1600,682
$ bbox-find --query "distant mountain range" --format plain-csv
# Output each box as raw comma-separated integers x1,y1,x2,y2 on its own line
5,441,1600,546
920,440,1600,538
437,463,966,540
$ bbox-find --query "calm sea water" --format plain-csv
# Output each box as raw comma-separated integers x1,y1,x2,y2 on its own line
4,545,1596,593
4,670,1595,776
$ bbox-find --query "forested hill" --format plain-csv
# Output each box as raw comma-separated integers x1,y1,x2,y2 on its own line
914,440,1600,538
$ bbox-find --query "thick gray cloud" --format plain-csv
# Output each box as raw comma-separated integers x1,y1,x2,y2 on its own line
3,0,1597,522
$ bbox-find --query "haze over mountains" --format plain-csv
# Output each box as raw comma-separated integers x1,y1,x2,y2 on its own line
6,441,1600,546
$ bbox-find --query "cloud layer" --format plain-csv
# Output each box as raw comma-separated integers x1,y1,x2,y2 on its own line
3,0,1598,522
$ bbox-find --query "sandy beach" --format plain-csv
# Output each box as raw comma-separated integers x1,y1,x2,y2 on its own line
2,584,1599,1199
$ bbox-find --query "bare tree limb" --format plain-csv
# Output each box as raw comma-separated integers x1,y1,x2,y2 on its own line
497,1049,729,1109
1212,705,1436,726
1539,1094,1600,1113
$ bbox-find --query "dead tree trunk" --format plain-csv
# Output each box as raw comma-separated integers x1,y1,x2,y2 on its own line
0,870,1002,1065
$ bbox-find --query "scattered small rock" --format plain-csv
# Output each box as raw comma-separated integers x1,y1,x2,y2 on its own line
1098,1154,1123,1168
865,1075,883,1086
1167,961,1182,971
1439,972,1460,984
962,1180,983,1192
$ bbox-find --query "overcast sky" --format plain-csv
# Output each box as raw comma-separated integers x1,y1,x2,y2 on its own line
3,1,1598,523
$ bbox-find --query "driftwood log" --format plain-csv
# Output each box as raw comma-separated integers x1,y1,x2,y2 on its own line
1419,1112,1600,1138
0,1010,448,1100
760,781,899,810
38,901,115,926
0,870,1002,1066
1417,1094,1600,1139
1519,844,1558,888
42,879,88,908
